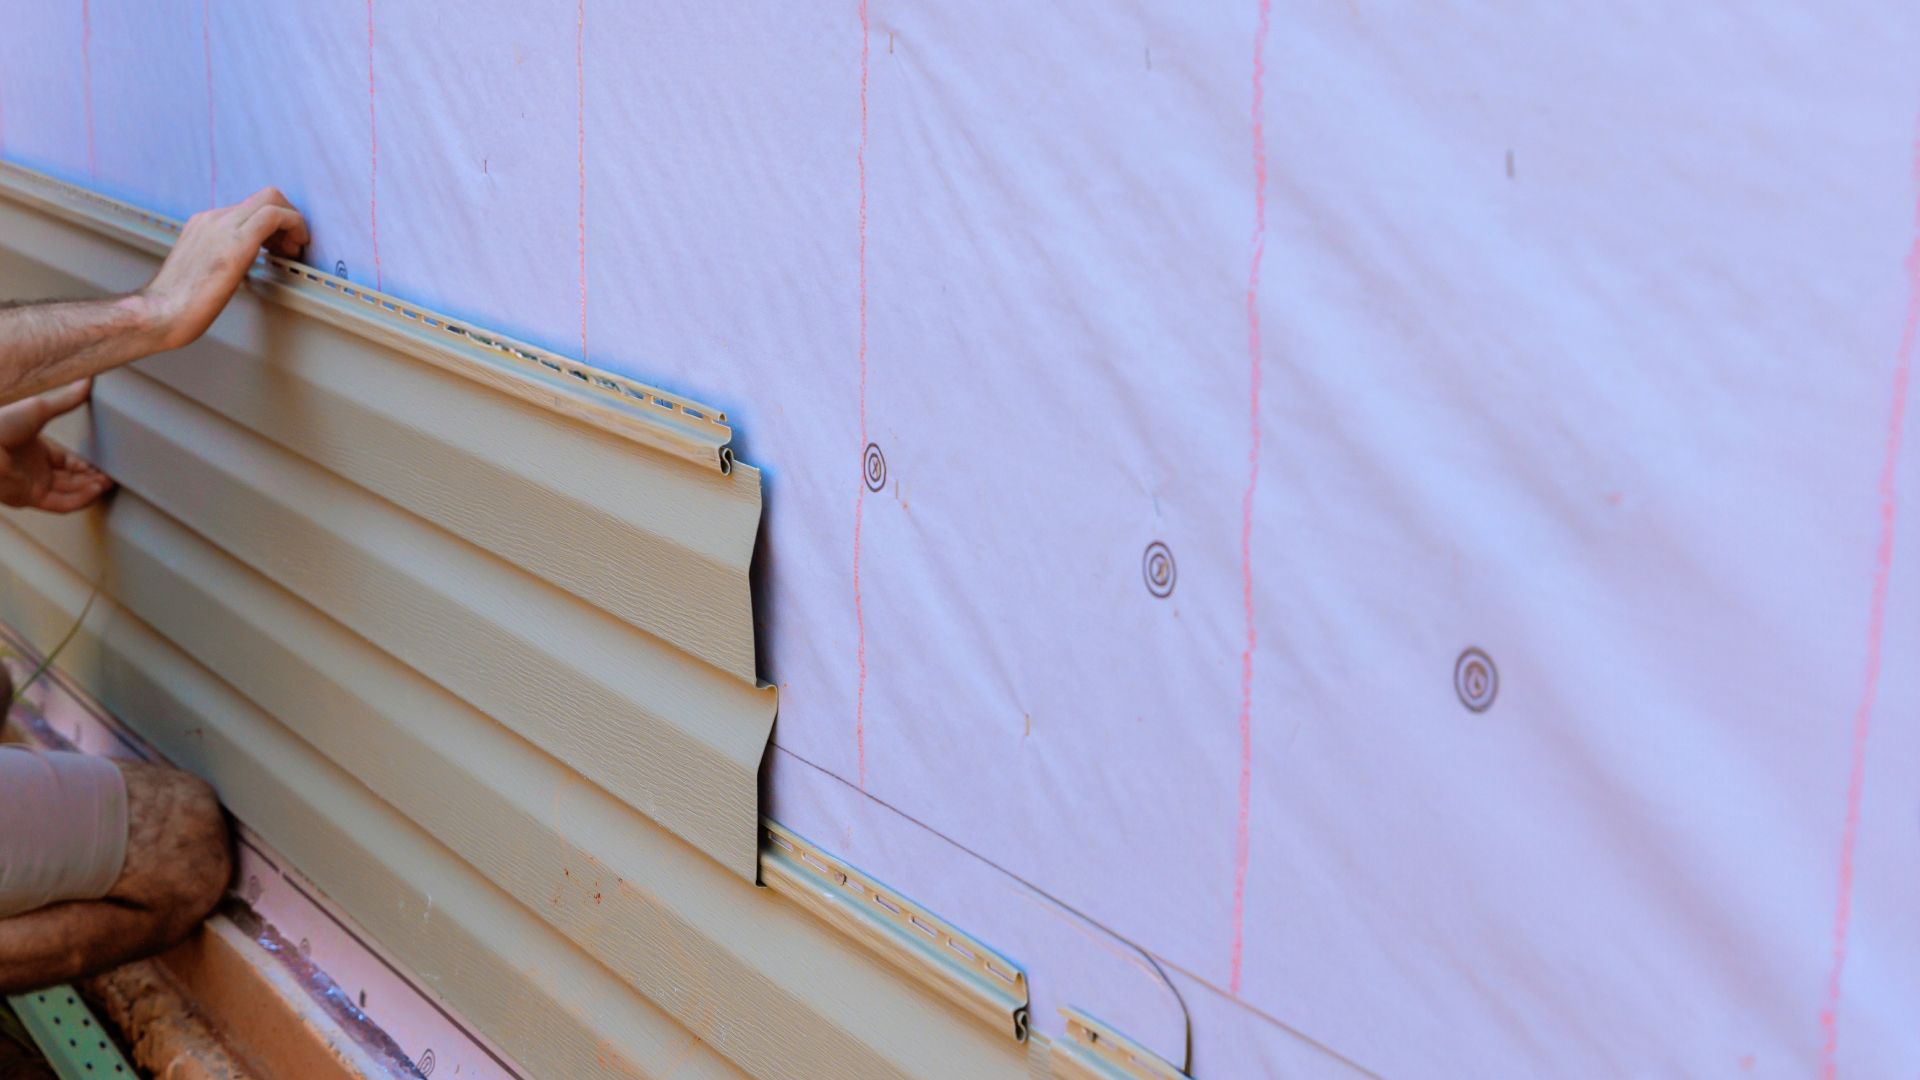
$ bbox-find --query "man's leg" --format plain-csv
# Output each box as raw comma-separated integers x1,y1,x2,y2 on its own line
0,756,230,994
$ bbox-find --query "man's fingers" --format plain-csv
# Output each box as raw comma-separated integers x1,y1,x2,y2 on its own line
0,379,90,444
34,469,111,513
269,224,309,260
53,461,109,488
50,464,106,493
17,379,94,441
240,204,310,259
35,485,109,514
37,378,92,422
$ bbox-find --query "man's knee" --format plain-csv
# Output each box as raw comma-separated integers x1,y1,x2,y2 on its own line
110,761,230,941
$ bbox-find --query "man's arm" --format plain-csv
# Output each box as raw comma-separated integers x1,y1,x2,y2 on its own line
0,296,165,404
0,186,309,406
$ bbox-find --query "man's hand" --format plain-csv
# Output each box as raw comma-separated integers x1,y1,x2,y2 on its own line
136,187,310,352
0,379,111,513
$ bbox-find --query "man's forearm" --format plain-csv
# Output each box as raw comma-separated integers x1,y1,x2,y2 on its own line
0,294,166,406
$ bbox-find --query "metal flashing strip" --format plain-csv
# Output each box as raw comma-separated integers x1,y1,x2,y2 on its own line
0,161,736,474
761,820,1031,1043
1049,1007,1190,1080
6,986,136,1078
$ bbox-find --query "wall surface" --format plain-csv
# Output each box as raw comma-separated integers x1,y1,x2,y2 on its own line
3,2,1920,1076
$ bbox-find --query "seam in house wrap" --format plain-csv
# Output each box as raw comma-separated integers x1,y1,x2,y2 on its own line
1817,109,1920,1078
1231,0,1272,998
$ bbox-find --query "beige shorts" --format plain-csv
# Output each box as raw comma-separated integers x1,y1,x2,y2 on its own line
0,748,128,919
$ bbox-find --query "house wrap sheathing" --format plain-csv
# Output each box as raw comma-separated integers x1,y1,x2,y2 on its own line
1,4,1919,1076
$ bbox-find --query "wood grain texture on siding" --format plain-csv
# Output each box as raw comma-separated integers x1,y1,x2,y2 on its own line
6,496,1034,1079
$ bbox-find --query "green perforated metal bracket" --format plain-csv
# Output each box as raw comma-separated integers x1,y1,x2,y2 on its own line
6,985,135,1078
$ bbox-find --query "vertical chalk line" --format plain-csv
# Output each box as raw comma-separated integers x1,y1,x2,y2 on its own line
1817,117,1920,1079
202,0,215,207
575,0,587,361
365,0,381,289
1230,0,1271,998
81,0,94,178
853,0,871,789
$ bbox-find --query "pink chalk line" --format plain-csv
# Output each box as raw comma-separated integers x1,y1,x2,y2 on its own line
202,0,215,207
853,0,871,789
1817,118,1920,1078
365,0,381,289
81,0,94,178
1229,0,1271,998
575,0,588,361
